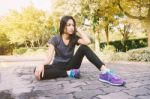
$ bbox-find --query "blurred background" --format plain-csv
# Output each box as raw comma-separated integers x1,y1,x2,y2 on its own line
0,0,150,62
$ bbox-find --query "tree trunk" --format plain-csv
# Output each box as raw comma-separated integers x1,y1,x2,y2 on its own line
148,27,150,47
94,32,100,52
105,23,109,45
24,41,28,48
37,40,41,47
30,41,34,48
143,6,150,47
145,19,150,47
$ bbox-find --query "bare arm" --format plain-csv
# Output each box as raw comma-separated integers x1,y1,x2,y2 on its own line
35,44,55,80
42,44,55,65
77,28,91,45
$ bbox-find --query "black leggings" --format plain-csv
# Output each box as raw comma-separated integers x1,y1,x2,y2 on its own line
37,45,105,80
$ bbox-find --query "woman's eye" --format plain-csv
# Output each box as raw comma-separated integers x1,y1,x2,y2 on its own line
67,24,74,26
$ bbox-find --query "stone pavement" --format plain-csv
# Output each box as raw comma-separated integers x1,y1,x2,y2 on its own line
0,56,150,99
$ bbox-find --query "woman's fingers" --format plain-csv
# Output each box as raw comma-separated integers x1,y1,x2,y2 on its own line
34,66,44,80
34,70,39,80
42,69,44,78
38,71,41,80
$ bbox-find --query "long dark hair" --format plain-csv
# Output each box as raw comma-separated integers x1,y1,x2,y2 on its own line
59,16,78,47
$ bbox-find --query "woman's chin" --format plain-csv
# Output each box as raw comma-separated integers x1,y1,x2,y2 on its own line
68,32,74,35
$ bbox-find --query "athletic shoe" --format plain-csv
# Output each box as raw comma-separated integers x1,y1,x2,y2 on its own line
68,69,80,78
99,70,125,86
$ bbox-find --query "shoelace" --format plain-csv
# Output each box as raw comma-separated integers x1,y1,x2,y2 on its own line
70,70,76,77
108,70,120,79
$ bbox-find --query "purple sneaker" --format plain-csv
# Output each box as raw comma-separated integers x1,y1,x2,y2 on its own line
99,71,125,86
68,69,80,78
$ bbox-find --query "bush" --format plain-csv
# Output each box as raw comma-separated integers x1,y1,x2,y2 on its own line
127,47,150,62
103,45,116,53
112,52,129,61
13,47,48,56
100,38,148,52
98,45,116,62
23,48,35,55
0,33,13,55
34,48,48,56
13,47,28,55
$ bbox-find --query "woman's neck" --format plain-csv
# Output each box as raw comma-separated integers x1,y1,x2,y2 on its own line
62,33,70,40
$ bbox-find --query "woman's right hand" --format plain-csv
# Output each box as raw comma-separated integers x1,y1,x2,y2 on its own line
34,65,44,80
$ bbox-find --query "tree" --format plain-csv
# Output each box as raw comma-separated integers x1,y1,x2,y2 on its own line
117,0,150,47
1,6,53,47
0,22,12,54
117,19,133,41
80,0,122,52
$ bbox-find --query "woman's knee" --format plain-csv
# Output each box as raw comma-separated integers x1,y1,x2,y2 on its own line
79,44,87,48
79,44,90,51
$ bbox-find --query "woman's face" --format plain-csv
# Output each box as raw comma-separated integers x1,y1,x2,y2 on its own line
64,19,75,35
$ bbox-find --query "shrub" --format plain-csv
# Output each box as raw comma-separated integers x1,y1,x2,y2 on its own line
13,47,28,55
100,38,148,52
103,45,116,53
34,48,48,56
112,52,129,61
23,48,35,56
127,47,150,62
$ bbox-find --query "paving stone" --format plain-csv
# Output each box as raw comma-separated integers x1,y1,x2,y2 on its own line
81,84,106,90
144,84,150,90
137,95,150,99
20,75,33,80
85,80,103,85
74,89,105,99
34,80,59,87
55,80,70,85
12,87,33,95
0,72,1,83
33,84,61,91
97,92,134,99
123,87,150,97
141,79,150,85
0,90,15,99
92,97,101,99
51,94,74,99
101,85,127,94
0,57,150,99
63,82,86,88
51,87,82,94
125,82,144,89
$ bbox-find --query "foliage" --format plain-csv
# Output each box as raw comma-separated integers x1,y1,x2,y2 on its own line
0,5,55,48
127,47,150,62
103,45,116,53
13,48,28,55
112,52,129,61
13,47,48,55
100,38,148,52
0,23,12,54
118,0,150,46
0,0,150,55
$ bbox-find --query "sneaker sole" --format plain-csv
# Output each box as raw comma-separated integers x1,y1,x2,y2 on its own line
99,78,124,86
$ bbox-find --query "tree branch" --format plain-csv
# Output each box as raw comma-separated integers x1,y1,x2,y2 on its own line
117,0,146,20
132,0,150,7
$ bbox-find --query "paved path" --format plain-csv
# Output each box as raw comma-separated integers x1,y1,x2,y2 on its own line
0,56,150,99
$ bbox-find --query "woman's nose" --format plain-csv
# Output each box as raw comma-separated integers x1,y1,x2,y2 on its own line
70,25,74,29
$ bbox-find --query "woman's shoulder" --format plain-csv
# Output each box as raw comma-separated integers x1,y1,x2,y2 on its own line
48,34,60,44
50,34,60,40
52,34,60,38
49,34,61,45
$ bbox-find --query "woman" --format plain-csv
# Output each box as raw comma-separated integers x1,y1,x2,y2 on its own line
34,16,125,86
